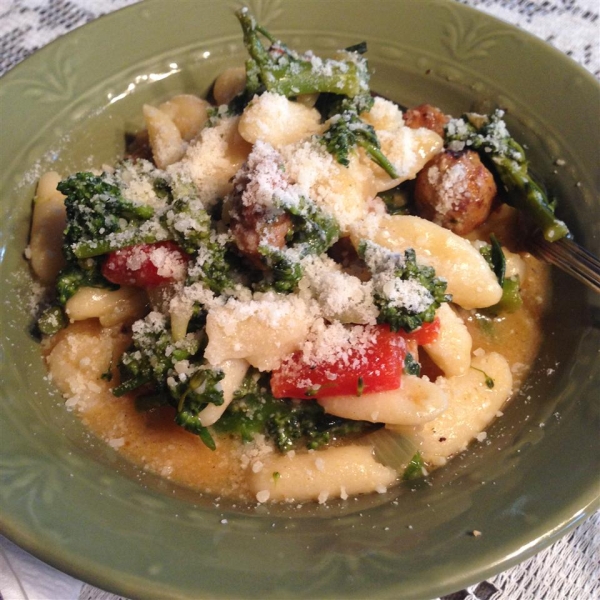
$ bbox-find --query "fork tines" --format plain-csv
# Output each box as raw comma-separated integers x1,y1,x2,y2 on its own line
529,234,600,294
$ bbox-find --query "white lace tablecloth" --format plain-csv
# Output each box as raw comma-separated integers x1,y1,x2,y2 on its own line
0,1,598,599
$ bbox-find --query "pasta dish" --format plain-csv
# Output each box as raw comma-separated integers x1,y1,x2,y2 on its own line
27,8,564,504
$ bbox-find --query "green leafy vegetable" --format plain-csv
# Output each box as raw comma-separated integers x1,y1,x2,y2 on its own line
112,313,223,447
235,7,370,100
471,366,495,389
359,240,451,332
322,104,398,178
403,353,421,376
258,195,340,293
479,234,506,286
215,371,374,452
479,235,523,315
37,305,67,336
378,184,414,216
58,168,159,260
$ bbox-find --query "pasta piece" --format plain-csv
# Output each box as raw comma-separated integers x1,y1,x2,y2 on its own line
204,295,311,371
250,445,397,503
181,116,251,208
212,66,246,105
196,359,249,426
422,303,472,377
143,104,187,169
44,320,130,411
318,374,448,426
158,94,211,141
238,92,324,147
361,97,443,192
352,214,502,309
28,171,67,284
392,352,513,466
65,286,148,327
361,97,405,131
280,142,376,233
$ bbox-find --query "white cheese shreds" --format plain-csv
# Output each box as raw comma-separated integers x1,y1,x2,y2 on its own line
279,139,371,232
231,140,303,209
299,255,377,324
114,160,168,208
183,116,249,208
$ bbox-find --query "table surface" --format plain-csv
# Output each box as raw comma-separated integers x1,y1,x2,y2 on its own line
0,1,598,599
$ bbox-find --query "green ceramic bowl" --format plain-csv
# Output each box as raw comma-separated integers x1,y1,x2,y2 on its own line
1,1,598,598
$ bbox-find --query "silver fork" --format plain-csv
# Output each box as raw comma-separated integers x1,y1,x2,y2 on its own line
528,233,600,293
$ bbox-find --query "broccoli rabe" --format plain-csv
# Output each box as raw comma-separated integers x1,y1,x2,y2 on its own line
445,110,569,242
186,233,238,295
321,99,399,179
162,196,211,255
378,183,414,216
55,262,116,305
258,195,340,293
53,164,168,305
233,10,397,184
58,169,160,260
113,313,226,447
113,314,201,397
479,235,523,315
235,7,370,101
257,247,304,293
170,367,225,451
479,234,506,285
279,195,340,255
403,352,421,377
36,305,67,336
359,240,450,332
214,371,375,452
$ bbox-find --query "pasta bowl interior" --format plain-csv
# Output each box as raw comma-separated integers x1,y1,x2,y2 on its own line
0,1,598,599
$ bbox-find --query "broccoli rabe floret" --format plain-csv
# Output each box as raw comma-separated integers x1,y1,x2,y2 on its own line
113,312,225,447
186,232,238,294
234,7,370,101
257,247,304,293
257,195,340,293
359,240,450,332
36,305,67,336
445,110,569,242
214,371,374,452
170,367,225,451
54,262,116,305
53,163,175,303
58,168,160,260
321,97,399,179
113,314,201,397
162,197,211,255
280,195,340,255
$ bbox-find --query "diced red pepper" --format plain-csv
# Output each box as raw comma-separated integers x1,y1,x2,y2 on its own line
270,319,441,400
101,241,189,288
400,318,440,345
271,324,407,400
